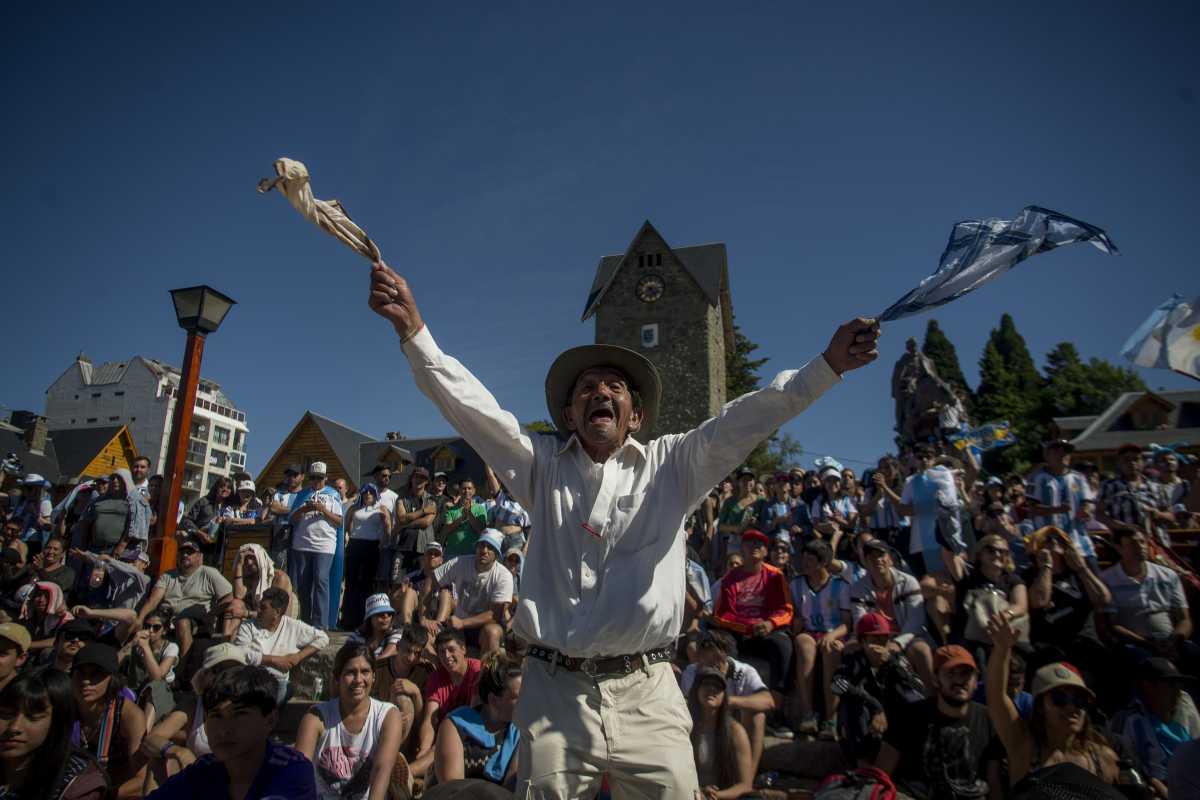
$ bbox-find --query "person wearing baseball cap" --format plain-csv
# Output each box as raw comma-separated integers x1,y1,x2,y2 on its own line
1105,657,1197,787
0,622,30,692
286,460,344,630
716,467,763,567
392,465,439,576
369,257,879,797
431,529,513,656
393,537,447,632
686,665,756,799
986,613,1117,787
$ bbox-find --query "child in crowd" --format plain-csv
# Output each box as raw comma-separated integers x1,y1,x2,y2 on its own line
790,539,850,739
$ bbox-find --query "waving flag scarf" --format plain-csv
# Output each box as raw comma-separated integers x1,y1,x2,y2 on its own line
879,206,1118,322
1120,295,1200,380
257,158,382,262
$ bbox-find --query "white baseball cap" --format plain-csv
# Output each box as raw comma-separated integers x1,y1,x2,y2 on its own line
236,479,256,493
478,529,505,555
364,593,395,619
307,462,327,477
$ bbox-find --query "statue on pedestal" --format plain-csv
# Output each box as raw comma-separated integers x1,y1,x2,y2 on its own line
891,338,964,445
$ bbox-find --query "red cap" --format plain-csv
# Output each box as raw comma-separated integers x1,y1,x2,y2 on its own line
934,644,977,673
740,529,769,546
855,612,894,638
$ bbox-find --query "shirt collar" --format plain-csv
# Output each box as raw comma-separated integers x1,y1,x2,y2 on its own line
556,433,647,463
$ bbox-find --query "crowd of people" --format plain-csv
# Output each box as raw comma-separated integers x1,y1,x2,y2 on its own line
1,435,1199,799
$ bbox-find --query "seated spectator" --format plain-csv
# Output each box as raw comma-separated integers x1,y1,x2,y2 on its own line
0,623,30,693
147,664,317,799
687,667,755,800
1108,657,1200,794
863,456,909,551
137,534,233,661
412,630,483,781
945,534,1028,667
1023,526,1110,682
70,547,152,617
232,587,329,701
12,475,52,557
437,477,488,559
877,645,1002,799
831,612,925,765
139,643,253,793
679,630,775,774
32,536,74,600
0,550,32,619
433,531,512,656
849,539,935,688
759,475,793,537
809,461,857,556
395,541,446,638
231,542,294,615
766,532,795,581
120,605,179,694
709,552,743,605
43,617,95,673
832,529,876,586
433,653,522,787
790,539,850,739
348,593,404,662
343,482,392,631
503,547,523,599
711,529,794,696
1100,525,1200,679
1,519,28,567
1169,737,1200,797
71,643,146,793
372,624,435,754
985,614,1119,788
295,642,403,799
20,580,73,651
0,669,108,800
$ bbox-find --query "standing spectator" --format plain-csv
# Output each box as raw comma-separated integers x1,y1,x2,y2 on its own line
369,464,400,515
433,653,523,787
180,477,232,564
877,645,1002,799
32,535,75,599
1108,657,1200,793
218,480,264,527
484,464,531,551
344,483,392,630
71,643,146,793
679,630,775,775
431,472,450,512
1100,526,1200,680
412,630,483,781
437,477,488,559
137,534,232,661
830,612,925,765
985,615,1119,787
264,465,303,569
392,468,440,579
233,587,329,701
78,472,134,555
849,539,935,689
433,531,513,656
879,443,962,578
294,643,403,800
1099,444,1175,545
147,664,317,800
130,455,152,498
347,593,404,662
790,539,851,739
711,529,794,697
1028,439,1098,569
0,623,30,693
12,475,52,556
716,468,762,567
863,456,908,552
687,668,755,800
760,475,793,537
288,462,344,629
1,519,27,566
1152,450,1189,508
0,669,108,800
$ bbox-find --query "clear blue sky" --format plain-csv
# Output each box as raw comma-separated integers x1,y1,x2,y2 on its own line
3,3,1197,474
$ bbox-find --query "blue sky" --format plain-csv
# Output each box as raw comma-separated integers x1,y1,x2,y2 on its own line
3,3,1197,474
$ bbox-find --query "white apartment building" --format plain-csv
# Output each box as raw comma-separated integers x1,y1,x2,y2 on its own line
44,353,249,502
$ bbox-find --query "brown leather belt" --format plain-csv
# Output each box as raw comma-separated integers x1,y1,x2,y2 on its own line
527,644,674,677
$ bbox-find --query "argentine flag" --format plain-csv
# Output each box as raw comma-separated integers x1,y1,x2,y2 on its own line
1121,295,1200,380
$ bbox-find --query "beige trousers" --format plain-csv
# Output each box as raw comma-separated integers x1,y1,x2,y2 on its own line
515,656,700,799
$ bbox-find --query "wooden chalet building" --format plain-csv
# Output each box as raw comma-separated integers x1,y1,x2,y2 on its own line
1052,388,1200,472
49,424,140,485
255,411,412,495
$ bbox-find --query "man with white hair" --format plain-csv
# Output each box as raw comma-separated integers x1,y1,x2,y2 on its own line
367,260,879,799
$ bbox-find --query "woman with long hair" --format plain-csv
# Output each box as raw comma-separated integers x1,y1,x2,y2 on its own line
986,613,1119,786
0,669,107,800
19,581,72,651
70,643,145,795
119,605,178,693
295,643,403,800
687,667,754,800
349,594,404,663
863,455,907,550
809,461,857,557
344,483,392,630
181,477,233,562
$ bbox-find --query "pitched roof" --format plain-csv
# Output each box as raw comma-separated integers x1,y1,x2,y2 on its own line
48,425,128,480
1070,389,1200,452
581,220,728,320
307,412,377,483
0,424,60,484
357,441,415,482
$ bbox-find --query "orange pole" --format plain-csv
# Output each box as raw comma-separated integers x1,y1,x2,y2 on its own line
152,330,205,576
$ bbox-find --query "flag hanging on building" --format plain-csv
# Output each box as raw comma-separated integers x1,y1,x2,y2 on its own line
1120,295,1200,380
879,206,1118,322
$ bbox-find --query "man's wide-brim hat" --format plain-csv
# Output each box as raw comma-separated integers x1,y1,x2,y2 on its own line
545,344,661,440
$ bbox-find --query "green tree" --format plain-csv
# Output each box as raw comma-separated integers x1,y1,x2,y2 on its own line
1041,342,1146,418
921,320,972,404
975,314,1045,473
725,316,801,474
523,419,556,434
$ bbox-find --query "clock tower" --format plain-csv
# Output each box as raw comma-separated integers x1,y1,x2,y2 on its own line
582,221,733,439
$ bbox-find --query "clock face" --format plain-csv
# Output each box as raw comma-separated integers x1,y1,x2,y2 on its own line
636,274,665,303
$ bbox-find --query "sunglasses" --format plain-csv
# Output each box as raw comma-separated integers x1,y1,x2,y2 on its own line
63,634,94,644
179,547,200,555
146,623,164,632
1048,688,1091,708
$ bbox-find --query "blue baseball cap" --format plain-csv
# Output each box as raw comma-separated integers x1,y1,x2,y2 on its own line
478,529,504,555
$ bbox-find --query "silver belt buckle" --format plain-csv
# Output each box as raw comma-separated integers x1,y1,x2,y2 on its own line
579,657,600,677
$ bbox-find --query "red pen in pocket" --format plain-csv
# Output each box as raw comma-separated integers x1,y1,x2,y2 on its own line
582,523,603,540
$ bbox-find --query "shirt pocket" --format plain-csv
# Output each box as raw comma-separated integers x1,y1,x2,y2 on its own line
611,490,653,553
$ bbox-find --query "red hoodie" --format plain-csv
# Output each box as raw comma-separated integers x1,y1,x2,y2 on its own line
713,562,794,634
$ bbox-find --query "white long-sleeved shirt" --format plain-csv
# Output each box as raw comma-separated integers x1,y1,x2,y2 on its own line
233,616,330,680
401,326,839,657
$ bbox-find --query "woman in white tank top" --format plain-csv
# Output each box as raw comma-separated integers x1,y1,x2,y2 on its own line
295,643,403,800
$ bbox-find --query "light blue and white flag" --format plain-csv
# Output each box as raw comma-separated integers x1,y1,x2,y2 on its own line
1120,295,1200,380
879,206,1118,322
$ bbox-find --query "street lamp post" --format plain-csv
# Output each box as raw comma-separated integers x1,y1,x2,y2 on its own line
152,286,236,575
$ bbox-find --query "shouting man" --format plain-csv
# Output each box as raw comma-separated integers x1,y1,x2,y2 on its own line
368,261,878,798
